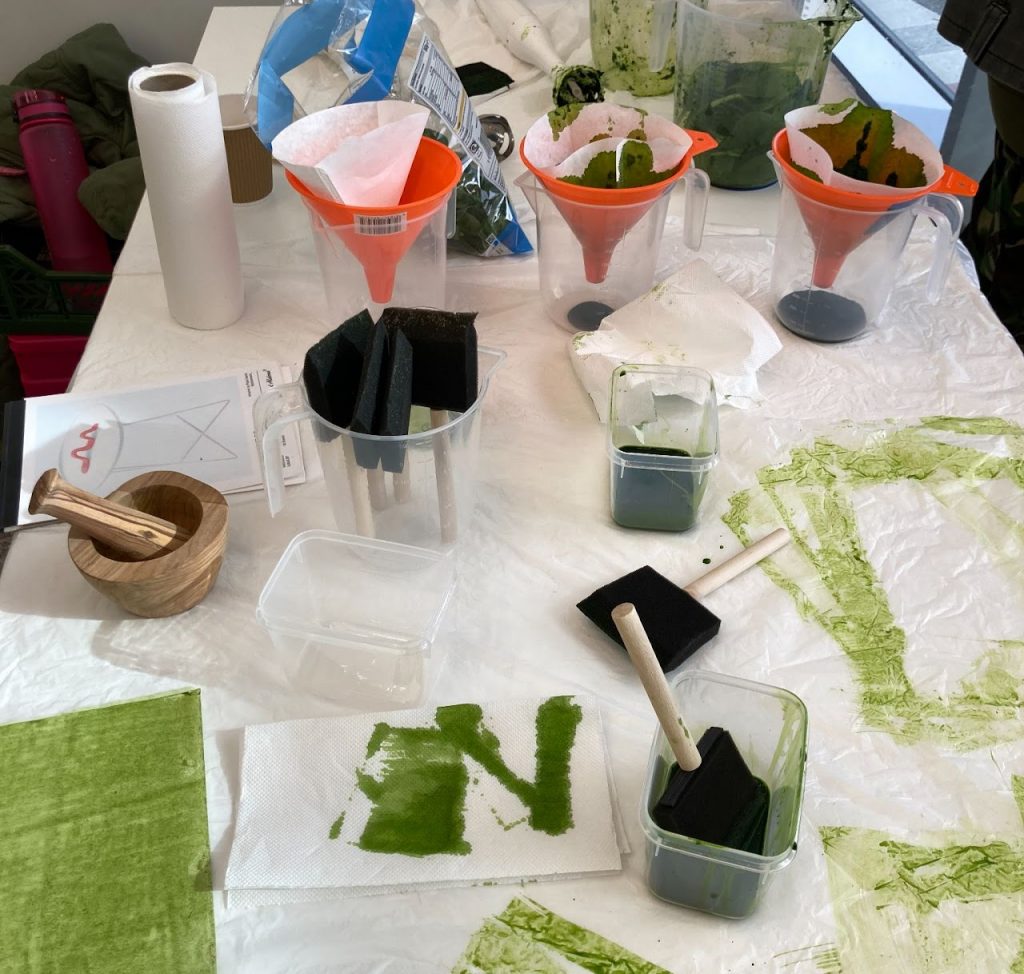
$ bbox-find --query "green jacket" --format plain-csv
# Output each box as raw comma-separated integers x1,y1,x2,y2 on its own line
0,23,149,239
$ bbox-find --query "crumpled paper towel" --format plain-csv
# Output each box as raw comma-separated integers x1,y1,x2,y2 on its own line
570,257,783,420
224,694,621,902
271,101,429,205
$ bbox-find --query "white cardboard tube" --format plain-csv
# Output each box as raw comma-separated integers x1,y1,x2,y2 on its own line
129,63,244,330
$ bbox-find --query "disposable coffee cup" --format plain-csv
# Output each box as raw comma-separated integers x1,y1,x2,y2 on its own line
219,93,272,204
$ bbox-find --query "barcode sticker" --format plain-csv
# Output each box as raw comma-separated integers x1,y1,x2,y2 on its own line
354,213,407,235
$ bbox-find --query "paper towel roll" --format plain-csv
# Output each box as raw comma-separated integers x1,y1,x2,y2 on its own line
129,64,244,331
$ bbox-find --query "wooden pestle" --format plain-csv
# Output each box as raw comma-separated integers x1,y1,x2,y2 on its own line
29,469,192,560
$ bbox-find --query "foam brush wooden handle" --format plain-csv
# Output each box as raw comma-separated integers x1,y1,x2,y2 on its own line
612,603,702,772
684,527,791,601
28,468,187,560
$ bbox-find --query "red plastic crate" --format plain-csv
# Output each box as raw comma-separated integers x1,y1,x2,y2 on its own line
7,334,88,396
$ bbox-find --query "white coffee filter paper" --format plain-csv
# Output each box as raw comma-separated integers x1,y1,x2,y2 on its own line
128,63,243,331
571,257,784,421
271,102,430,205
523,104,692,182
784,102,944,197
225,695,621,898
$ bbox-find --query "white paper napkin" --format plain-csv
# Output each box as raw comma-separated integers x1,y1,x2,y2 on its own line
225,695,621,900
570,257,783,421
271,101,430,205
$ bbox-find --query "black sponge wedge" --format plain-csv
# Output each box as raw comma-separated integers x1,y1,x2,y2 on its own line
378,307,478,411
578,528,791,673
302,310,375,428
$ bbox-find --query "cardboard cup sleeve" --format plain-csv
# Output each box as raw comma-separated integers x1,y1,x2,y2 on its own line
220,94,273,204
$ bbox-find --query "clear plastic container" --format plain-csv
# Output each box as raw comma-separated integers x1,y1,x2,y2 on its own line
515,150,710,333
608,364,719,531
590,0,678,96
673,0,859,189
768,142,964,341
640,670,808,918
256,346,505,553
257,530,457,709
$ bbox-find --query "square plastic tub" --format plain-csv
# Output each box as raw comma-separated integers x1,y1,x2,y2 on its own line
257,530,456,710
607,364,719,531
639,670,807,918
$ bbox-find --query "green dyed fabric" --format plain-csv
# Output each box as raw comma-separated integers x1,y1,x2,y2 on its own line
0,689,216,973
453,896,671,974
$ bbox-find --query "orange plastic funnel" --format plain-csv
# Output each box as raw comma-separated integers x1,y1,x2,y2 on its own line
771,129,977,289
286,137,461,304
519,131,716,284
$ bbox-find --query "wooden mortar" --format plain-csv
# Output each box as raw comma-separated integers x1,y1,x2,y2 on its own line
44,470,228,618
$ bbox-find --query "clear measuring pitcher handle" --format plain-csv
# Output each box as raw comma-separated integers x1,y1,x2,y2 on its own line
913,193,964,304
253,380,313,516
681,165,710,251
647,0,676,72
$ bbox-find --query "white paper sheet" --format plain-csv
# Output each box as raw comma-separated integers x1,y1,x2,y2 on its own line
14,365,304,526
225,695,621,899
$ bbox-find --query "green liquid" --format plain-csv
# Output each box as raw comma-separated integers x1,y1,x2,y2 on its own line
612,445,705,531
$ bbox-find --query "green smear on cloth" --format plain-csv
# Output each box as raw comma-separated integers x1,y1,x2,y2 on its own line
801,101,928,188
821,826,1024,972
1014,775,1024,828
0,689,215,972
452,895,671,973
723,417,1024,750
348,697,583,857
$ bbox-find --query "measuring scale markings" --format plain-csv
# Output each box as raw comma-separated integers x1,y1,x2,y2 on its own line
724,417,1024,749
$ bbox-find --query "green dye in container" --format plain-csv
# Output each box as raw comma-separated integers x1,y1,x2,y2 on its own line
610,445,710,531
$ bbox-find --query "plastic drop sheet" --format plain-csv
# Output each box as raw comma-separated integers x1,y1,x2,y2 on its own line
1,4,1023,968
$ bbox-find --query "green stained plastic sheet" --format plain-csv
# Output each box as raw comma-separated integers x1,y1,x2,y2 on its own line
0,689,216,972
453,896,672,973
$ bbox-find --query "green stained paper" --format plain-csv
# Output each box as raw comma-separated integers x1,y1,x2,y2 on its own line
801,101,928,188
0,689,216,973
453,896,671,974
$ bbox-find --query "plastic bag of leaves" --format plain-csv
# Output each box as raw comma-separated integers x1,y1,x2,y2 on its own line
244,0,531,257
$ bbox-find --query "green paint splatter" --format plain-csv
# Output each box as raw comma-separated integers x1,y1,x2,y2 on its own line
490,808,528,832
327,811,345,841
1014,776,1024,828
821,826,1024,972
452,896,671,973
343,697,583,857
723,418,1024,749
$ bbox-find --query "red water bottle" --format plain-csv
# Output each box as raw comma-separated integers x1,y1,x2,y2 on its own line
12,89,112,273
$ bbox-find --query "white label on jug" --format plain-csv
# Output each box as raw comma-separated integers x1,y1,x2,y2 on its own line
354,213,408,236
408,34,504,188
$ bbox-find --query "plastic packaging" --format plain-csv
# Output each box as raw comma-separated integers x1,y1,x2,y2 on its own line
640,670,807,918
12,90,112,274
607,364,719,531
244,0,531,258
257,529,457,709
